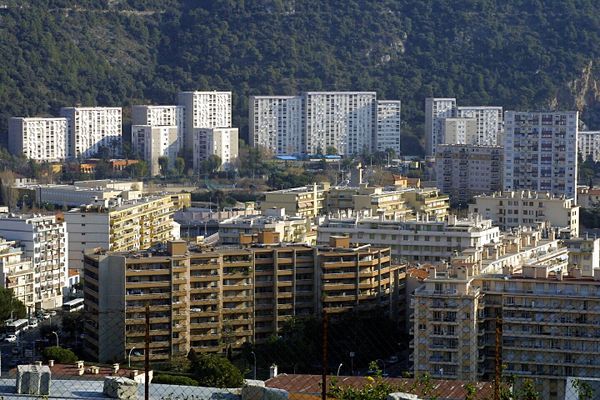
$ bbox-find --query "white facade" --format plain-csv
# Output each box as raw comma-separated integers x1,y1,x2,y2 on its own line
0,239,35,309
193,127,239,171
376,100,401,154
457,106,503,146
578,131,600,162
503,111,578,199
425,98,456,156
304,92,376,155
249,96,303,155
131,125,180,176
469,190,579,237
21,183,141,207
0,214,68,310
131,105,184,128
64,212,110,271
178,91,232,148
440,117,477,145
435,144,503,204
8,117,68,162
317,214,500,263
60,107,123,159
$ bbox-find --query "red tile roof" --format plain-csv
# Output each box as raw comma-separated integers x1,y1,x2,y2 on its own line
266,374,494,400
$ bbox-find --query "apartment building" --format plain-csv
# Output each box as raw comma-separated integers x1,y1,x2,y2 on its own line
131,105,184,128
435,144,503,204
261,183,331,218
457,106,503,146
469,191,579,237
425,98,456,156
250,92,401,156
576,186,600,208
178,91,232,148
8,117,68,162
402,188,450,221
375,100,402,154
0,239,35,309
193,127,239,172
318,214,500,263
564,236,600,277
64,193,191,270
60,107,123,159
503,111,578,199
219,209,314,245
83,240,400,363
131,125,180,176
0,214,68,310
440,118,477,145
578,131,600,162
250,96,304,155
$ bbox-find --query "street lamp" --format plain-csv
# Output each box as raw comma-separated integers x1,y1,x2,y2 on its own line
51,331,59,348
128,347,137,368
250,351,257,380
337,363,343,376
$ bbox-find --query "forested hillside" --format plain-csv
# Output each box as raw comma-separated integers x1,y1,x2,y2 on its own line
4,0,600,154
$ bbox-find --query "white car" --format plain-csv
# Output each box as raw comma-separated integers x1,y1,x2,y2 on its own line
28,320,38,328
48,311,57,317
5,334,17,342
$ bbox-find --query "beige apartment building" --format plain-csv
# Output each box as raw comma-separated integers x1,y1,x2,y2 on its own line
441,117,478,145
65,193,191,270
411,228,600,400
469,190,579,237
83,239,401,363
0,239,35,309
261,183,331,218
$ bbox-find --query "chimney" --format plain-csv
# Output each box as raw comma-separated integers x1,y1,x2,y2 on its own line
269,364,278,379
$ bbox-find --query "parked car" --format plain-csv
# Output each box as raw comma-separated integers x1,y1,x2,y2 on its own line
386,355,399,364
5,334,17,342
28,320,38,329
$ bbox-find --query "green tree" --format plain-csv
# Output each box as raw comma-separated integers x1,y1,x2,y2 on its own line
187,350,244,388
42,346,78,363
0,288,26,321
175,157,186,177
158,156,170,177
326,146,338,155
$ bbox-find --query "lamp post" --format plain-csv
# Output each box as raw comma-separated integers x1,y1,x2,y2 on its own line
250,351,257,380
337,363,343,376
51,331,59,348
128,347,137,368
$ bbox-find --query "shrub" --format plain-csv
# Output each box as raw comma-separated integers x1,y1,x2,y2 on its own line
42,346,78,363
153,374,199,386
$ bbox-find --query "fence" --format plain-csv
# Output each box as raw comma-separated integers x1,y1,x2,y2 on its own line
0,301,596,400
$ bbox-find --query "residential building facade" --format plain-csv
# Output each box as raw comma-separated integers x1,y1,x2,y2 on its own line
131,105,184,129
64,193,191,270
0,214,68,310
503,111,578,199
435,145,503,204
469,191,579,237
192,127,239,172
440,118,477,145
249,96,303,155
60,107,123,159
375,100,402,154
8,117,68,162
178,91,232,148
577,131,600,162
425,98,456,156
0,239,35,309
261,183,331,218
456,106,503,146
131,125,180,176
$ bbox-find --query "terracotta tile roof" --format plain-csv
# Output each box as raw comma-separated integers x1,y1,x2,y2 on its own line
11,363,138,381
266,374,494,400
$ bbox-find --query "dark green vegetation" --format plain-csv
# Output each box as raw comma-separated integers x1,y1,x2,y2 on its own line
42,346,78,363
0,287,26,322
4,0,600,154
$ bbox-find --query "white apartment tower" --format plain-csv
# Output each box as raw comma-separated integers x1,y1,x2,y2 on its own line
250,96,303,154
457,106,503,146
0,239,35,309
193,127,239,172
131,126,179,176
503,111,578,199
8,117,69,162
0,214,68,310
376,100,402,154
250,92,400,156
304,92,376,155
578,131,600,162
131,105,184,128
425,98,457,156
60,107,123,159
440,117,477,145
178,91,232,148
